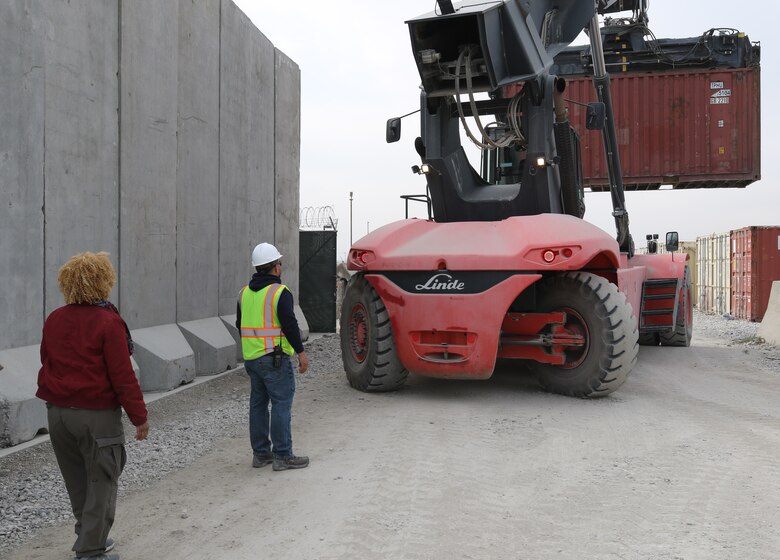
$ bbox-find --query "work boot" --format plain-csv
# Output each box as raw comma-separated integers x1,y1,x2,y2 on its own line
252,452,274,468
273,455,309,471
74,538,115,558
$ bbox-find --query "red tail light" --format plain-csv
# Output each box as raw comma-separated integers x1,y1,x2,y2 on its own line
349,249,375,269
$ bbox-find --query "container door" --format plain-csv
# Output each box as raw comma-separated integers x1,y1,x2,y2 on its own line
730,228,751,320
708,72,736,175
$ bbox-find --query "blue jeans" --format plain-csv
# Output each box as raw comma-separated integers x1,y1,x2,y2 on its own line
245,353,295,458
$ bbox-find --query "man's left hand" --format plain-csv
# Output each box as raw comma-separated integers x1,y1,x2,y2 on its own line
298,352,309,374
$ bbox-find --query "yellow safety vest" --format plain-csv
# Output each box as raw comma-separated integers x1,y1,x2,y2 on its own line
239,284,295,360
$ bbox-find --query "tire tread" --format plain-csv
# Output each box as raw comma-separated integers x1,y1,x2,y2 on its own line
340,275,409,392
536,272,638,398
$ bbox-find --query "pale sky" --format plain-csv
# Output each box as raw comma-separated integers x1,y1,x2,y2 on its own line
234,0,776,261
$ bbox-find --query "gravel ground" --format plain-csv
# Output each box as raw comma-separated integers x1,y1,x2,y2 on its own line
0,313,777,558
0,334,344,558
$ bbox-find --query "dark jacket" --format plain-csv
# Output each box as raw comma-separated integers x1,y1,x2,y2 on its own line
37,304,148,426
235,273,305,354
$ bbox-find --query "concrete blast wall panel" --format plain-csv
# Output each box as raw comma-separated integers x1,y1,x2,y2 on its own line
177,0,220,323
0,2,45,349
274,51,302,299
218,0,276,315
120,0,179,329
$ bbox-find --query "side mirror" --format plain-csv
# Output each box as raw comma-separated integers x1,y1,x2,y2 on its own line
585,102,606,130
386,118,401,143
665,231,679,253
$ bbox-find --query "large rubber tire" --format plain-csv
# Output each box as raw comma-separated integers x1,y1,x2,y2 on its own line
534,272,639,398
660,264,693,347
340,275,408,392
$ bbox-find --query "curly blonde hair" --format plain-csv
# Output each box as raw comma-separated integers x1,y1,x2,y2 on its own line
58,251,116,305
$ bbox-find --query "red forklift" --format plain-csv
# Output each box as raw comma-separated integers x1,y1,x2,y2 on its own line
340,0,692,398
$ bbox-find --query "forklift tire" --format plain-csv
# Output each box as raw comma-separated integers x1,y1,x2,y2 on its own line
638,332,660,346
340,275,408,392
534,272,639,398
660,265,693,347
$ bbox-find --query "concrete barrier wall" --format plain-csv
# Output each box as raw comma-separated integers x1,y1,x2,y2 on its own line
0,0,300,447
0,0,300,347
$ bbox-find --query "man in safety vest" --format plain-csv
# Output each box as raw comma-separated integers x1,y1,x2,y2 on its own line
236,242,310,471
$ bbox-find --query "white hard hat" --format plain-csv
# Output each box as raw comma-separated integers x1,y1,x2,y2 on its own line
251,243,283,267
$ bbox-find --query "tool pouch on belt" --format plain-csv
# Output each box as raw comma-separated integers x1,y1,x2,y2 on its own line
272,345,283,368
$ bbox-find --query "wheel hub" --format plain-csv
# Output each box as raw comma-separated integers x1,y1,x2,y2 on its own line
552,307,589,369
349,303,369,363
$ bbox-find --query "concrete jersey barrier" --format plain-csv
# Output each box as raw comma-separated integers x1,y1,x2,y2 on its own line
758,281,780,346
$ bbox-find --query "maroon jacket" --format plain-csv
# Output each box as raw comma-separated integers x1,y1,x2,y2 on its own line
37,304,148,427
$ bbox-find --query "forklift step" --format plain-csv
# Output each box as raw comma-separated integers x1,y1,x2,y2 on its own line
644,279,678,288
643,293,676,301
642,308,675,316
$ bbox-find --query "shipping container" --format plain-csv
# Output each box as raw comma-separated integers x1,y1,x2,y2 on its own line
697,233,731,315
562,67,761,191
730,226,780,321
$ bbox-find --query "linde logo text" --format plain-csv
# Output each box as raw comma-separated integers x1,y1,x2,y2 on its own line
415,273,465,291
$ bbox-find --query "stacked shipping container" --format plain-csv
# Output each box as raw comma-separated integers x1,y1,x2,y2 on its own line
686,227,780,321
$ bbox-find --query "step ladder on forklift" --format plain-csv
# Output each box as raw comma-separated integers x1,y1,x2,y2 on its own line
640,278,679,332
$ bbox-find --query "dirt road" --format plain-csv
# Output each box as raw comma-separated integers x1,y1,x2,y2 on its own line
6,325,780,560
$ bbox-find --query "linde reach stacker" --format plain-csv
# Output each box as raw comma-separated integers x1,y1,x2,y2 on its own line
340,0,692,398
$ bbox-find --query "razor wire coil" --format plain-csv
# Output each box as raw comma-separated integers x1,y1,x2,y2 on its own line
300,206,338,230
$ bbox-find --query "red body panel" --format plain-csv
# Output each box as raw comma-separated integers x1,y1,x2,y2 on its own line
348,214,621,271
367,273,541,378
348,215,685,378
622,252,689,322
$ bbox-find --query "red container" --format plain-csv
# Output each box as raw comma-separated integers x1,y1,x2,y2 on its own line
731,226,780,322
563,67,761,190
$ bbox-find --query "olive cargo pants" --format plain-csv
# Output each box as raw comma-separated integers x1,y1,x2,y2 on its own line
47,405,126,557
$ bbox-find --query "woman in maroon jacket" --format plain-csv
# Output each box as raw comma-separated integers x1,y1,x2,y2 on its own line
37,251,148,560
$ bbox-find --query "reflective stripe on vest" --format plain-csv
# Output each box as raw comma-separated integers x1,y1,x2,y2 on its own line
239,283,294,360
